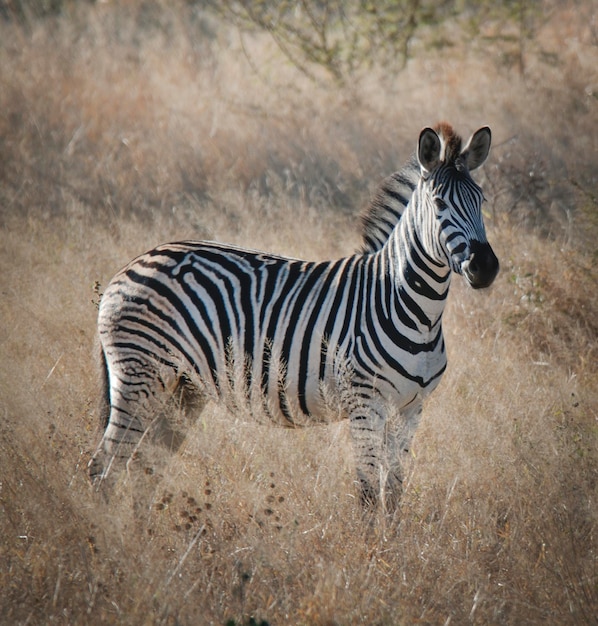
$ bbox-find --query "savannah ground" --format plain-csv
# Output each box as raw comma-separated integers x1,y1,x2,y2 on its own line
0,1,597,624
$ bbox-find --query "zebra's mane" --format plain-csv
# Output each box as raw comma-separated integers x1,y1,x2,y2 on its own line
434,121,462,163
359,155,419,254
359,122,463,254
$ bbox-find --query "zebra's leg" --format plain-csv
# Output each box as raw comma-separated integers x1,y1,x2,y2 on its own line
153,372,207,451
349,400,422,513
383,401,423,513
349,405,387,509
88,353,182,485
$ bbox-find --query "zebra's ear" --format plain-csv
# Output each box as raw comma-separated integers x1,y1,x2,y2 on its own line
417,127,442,174
463,126,491,171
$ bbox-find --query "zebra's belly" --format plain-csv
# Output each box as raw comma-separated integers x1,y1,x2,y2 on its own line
254,350,447,427
256,369,347,427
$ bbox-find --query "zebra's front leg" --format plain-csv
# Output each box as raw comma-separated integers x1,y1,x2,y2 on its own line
349,401,422,513
382,401,423,514
349,404,389,510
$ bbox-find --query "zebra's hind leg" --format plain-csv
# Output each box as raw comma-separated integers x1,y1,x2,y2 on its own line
88,355,193,488
88,410,146,488
151,372,207,453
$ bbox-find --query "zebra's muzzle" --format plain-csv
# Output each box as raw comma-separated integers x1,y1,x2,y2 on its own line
461,241,499,289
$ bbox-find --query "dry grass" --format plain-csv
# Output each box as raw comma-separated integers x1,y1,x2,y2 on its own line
0,2,597,624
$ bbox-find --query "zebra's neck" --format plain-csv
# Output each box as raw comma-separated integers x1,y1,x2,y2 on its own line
382,202,452,332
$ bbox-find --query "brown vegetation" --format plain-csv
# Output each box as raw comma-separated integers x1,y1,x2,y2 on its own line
0,2,596,624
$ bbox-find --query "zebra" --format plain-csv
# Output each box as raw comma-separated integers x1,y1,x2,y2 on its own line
89,123,499,512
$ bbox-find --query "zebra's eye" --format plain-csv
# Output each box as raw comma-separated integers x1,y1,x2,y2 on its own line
435,198,448,211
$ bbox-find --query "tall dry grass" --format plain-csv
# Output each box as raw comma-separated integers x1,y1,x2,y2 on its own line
0,2,596,624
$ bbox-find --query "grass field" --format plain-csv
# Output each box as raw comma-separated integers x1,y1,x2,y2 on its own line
0,2,597,624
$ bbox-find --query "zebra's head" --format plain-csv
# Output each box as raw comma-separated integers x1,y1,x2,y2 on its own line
416,123,499,289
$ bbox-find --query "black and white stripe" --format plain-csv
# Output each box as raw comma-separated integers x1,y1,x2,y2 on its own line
90,123,498,511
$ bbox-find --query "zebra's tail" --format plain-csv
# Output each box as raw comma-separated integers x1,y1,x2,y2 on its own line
88,341,112,486
97,342,110,431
